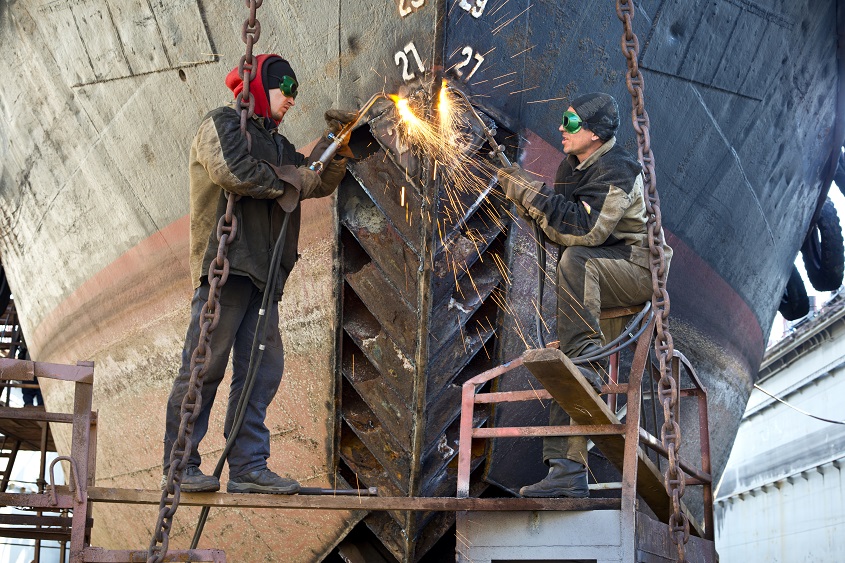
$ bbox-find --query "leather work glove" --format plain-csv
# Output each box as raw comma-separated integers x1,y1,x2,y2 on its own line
324,109,358,134
306,156,349,200
498,165,541,218
323,109,358,158
268,163,322,212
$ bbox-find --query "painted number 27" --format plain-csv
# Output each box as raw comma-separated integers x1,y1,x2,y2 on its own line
458,0,488,18
395,42,425,81
454,46,484,81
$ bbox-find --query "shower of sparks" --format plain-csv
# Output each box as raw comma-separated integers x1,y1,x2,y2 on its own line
388,80,590,350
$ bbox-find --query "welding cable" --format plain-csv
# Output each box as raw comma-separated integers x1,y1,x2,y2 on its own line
533,223,547,348
572,302,653,364
190,212,291,549
753,383,845,425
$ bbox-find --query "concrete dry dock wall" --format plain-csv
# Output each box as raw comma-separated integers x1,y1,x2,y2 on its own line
716,294,845,561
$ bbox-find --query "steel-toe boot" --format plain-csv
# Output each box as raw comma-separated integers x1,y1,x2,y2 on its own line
159,465,220,493
227,468,301,495
518,458,589,498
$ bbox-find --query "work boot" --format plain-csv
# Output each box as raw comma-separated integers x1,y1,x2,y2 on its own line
575,345,608,394
578,364,604,394
519,458,589,498
227,468,301,495
159,466,220,493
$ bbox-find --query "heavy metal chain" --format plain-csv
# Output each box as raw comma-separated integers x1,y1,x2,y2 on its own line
146,2,260,561
615,1,689,560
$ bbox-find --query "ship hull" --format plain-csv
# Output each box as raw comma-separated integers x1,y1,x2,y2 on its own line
0,0,842,560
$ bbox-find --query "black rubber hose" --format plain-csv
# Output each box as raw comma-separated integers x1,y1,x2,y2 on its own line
801,197,844,292
533,224,547,349
778,265,810,321
190,213,291,549
572,302,653,364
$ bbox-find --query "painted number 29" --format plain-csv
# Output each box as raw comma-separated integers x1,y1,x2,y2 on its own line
454,46,484,80
395,42,425,81
458,0,488,18
398,0,425,17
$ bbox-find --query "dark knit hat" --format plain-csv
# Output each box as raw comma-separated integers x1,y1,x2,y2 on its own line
571,92,619,140
265,58,297,89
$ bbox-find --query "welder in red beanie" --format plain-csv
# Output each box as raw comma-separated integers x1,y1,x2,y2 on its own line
161,54,353,494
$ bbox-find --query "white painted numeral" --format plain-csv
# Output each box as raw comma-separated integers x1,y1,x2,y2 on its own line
398,0,426,17
458,0,487,18
395,41,426,81
454,46,484,80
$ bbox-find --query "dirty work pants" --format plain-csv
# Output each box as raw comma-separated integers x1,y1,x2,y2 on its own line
543,244,652,464
163,275,284,479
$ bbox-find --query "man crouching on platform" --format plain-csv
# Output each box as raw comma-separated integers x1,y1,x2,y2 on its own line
497,92,672,498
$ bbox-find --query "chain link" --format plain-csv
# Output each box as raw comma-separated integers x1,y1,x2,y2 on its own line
146,1,260,561
615,1,689,560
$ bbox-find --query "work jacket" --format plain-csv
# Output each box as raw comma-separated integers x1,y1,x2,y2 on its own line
504,137,671,269
188,105,345,299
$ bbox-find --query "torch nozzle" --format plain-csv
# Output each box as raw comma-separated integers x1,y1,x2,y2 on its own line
310,92,390,172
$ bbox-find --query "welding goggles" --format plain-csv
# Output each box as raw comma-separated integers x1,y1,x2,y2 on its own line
561,110,583,134
279,75,298,99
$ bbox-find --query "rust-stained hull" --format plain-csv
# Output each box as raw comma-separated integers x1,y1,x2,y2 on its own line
0,0,843,561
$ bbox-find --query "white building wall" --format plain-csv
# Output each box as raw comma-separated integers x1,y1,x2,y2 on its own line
715,300,845,562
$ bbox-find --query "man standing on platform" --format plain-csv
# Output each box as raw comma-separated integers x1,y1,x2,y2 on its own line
161,54,352,495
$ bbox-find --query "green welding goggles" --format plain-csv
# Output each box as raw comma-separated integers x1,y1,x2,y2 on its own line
279,75,298,99
561,110,583,134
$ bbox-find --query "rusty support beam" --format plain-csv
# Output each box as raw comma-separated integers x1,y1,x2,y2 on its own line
86,487,619,512
0,513,73,526
698,383,715,543
0,407,76,424
1,438,20,491
0,359,94,384
0,528,71,541
638,428,712,484
69,365,93,563
0,491,75,508
82,548,226,562
472,424,626,438
619,319,652,563
473,389,552,404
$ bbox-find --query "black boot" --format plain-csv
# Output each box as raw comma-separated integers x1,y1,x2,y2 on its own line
160,465,220,493
227,468,300,494
519,458,589,498
576,345,609,393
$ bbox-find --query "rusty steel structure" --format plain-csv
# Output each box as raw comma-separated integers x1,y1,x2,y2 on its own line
455,305,715,562
1,356,715,562
335,90,514,560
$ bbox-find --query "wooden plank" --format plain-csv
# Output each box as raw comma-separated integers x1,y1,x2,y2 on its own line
86,486,620,512
521,347,703,537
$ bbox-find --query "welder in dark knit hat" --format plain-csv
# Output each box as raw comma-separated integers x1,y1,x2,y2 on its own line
161,54,355,495
498,92,672,498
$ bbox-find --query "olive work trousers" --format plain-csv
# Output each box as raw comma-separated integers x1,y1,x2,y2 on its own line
162,275,285,479
543,244,653,464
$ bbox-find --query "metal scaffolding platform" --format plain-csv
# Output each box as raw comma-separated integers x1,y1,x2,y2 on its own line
0,309,717,563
